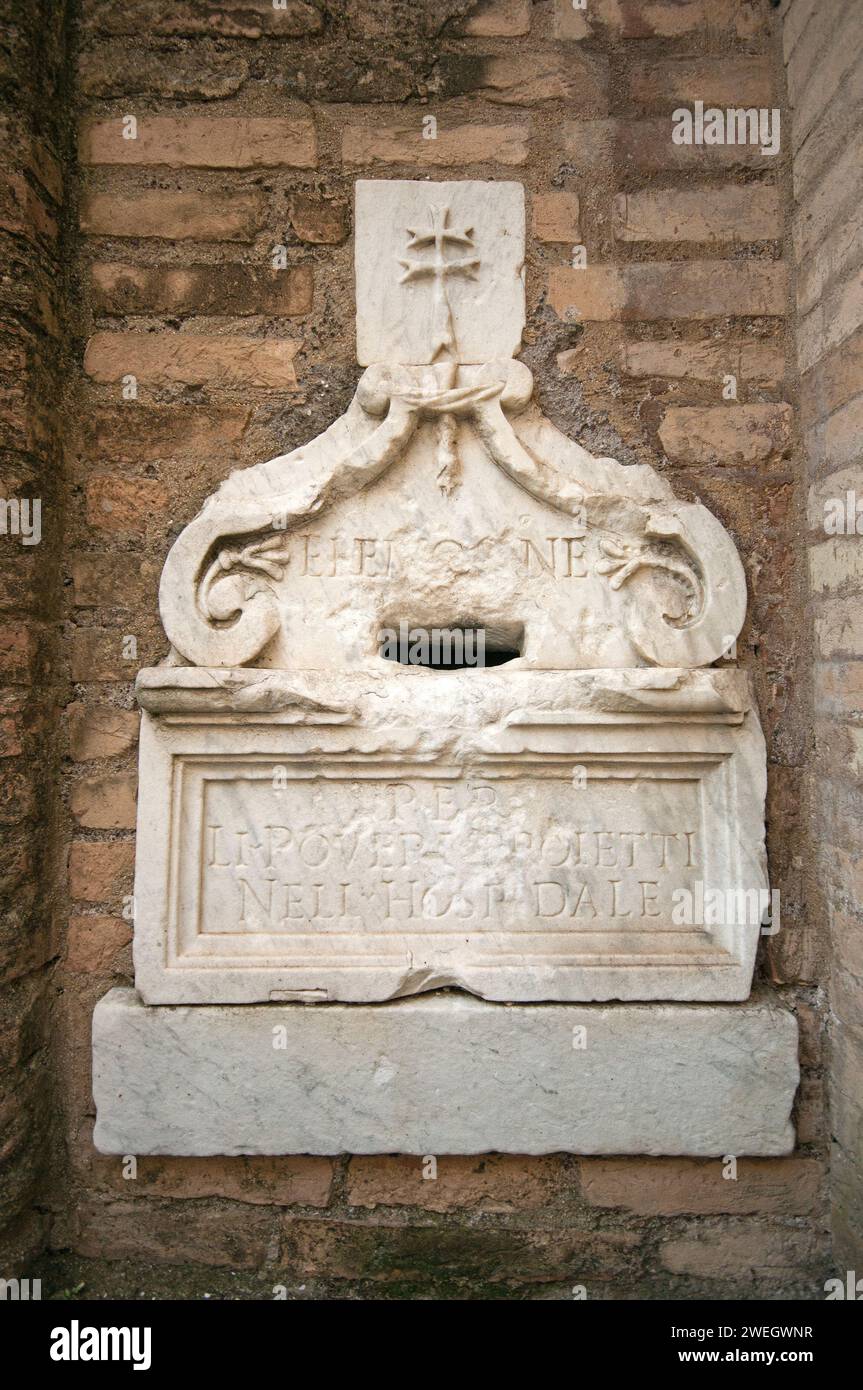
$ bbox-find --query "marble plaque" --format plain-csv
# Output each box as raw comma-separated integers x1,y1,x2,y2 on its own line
133,667,766,1004
354,179,525,365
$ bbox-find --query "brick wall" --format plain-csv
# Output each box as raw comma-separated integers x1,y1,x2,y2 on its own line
781,0,863,1271
0,0,71,1267
6,0,851,1297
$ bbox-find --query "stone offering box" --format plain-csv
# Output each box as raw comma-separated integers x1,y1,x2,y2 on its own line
93,181,798,1157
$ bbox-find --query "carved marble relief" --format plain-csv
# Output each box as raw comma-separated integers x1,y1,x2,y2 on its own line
129,180,767,1006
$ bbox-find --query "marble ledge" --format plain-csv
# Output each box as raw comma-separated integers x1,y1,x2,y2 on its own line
93,988,798,1158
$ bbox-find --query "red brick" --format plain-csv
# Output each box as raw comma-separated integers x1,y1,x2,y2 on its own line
85,476,170,534
0,710,24,757
70,772,137,829
71,553,160,609
549,262,787,321
346,1155,564,1213
622,339,783,385
554,0,767,40
68,839,135,903
66,914,132,972
454,0,531,37
288,195,348,245
342,122,529,166
628,56,773,109
280,1216,639,1282
613,186,781,243
579,1158,823,1216
799,323,863,431
90,262,313,317
88,1154,333,1207
661,1226,827,1280
532,192,580,243
795,1075,824,1146
82,0,323,39
479,51,607,108
78,42,250,100
0,625,37,682
68,630,147,683
658,404,794,466
81,188,265,242
80,113,316,169
87,403,249,464
75,1199,273,1268
67,702,139,760
563,118,773,172
83,333,301,389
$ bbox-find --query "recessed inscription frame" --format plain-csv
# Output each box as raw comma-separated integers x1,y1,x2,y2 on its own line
132,666,767,1005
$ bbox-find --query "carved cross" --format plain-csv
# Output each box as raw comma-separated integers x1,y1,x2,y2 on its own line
398,204,479,494
398,204,479,360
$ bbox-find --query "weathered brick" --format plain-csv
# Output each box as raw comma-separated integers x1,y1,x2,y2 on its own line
815,662,863,720
796,194,863,320
90,263,313,317
800,323,863,432
532,191,579,243
66,914,132,972
67,702,139,760
613,186,781,243
815,597,863,658
798,266,863,375
0,710,24,757
80,114,316,169
68,630,146,683
346,1155,564,1212
0,767,37,824
70,772,138,829
82,0,323,38
288,195,348,244
0,174,57,242
0,625,37,683
809,538,863,594
831,905,863,981
81,188,265,242
563,119,772,172
790,1,863,151
795,1074,824,1147
549,263,787,321
78,42,249,100
25,136,63,203
791,39,863,199
660,1226,827,1280
87,403,249,464
68,839,135,903
71,553,160,609
622,339,783,385
85,476,170,534
479,51,607,107
342,122,529,166
628,56,773,109
83,333,301,389
87,1154,333,1207
454,0,531,37
792,128,863,266
280,1216,638,1282
75,1198,274,1268
805,390,863,474
580,1158,823,1216
658,405,794,466
554,0,766,40
783,0,819,64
